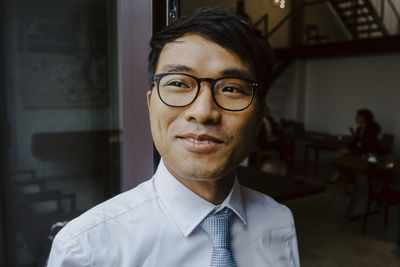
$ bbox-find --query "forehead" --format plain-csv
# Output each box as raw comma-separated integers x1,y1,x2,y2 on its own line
156,33,253,78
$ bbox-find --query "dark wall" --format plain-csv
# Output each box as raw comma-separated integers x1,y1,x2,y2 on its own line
120,0,154,190
0,0,8,263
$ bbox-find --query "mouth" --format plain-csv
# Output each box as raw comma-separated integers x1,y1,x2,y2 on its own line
186,138,215,144
177,134,223,152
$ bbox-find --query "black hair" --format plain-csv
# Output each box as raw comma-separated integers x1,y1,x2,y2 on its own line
148,7,274,97
357,108,374,123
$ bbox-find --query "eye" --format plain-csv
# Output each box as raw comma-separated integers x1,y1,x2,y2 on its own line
221,86,250,95
216,78,253,96
166,80,189,88
222,86,240,93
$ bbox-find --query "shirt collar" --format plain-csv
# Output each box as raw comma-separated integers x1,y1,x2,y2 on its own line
154,158,247,237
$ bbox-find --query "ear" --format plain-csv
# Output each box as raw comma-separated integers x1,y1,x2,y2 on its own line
146,90,152,109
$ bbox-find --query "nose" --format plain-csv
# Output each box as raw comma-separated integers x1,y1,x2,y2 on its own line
184,82,221,124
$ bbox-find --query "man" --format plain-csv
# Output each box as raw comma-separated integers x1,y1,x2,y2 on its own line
47,7,300,267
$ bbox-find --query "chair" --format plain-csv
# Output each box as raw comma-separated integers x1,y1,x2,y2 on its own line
31,130,121,198
260,159,288,177
379,133,394,155
304,24,330,45
362,165,400,245
8,179,79,266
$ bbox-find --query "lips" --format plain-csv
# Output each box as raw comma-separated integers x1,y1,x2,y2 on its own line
186,138,214,144
177,133,223,152
179,133,223,143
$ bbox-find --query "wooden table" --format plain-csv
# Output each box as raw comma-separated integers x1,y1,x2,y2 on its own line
305,135,352,172
330,154,399,219
237,166,325,201
286,131,334,169
330,154,400,173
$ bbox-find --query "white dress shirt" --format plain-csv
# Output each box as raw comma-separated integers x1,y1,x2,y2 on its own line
47,159,300,267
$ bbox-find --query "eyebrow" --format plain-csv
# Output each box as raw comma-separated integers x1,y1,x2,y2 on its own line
221,68,253,79
161,64,194,73
160,65,253,79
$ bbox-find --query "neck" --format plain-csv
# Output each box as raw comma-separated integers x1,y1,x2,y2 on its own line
168,167,236,205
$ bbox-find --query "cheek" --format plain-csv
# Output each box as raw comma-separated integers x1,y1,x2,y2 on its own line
149,103,180,151
227,112,259,151
149,99,166,145
150,112,167,142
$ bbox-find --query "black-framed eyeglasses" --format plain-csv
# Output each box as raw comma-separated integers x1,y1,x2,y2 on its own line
152,73,261,112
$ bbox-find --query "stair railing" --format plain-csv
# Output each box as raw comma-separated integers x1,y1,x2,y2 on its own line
266,0,329,39
370,0,400,35
256,0,399,41
387,0,400,34
254,14,269,37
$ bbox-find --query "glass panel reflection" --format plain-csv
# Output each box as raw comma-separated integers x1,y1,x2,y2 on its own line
2,0,119,266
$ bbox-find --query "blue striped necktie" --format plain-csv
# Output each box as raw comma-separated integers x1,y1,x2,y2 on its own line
200,208,236,267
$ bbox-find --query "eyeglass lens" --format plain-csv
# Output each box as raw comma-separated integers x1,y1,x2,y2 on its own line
157,74,254,110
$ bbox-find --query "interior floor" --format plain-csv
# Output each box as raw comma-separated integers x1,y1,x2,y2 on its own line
283,163,400,267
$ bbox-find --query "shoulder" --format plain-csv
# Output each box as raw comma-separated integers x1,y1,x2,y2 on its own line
48,178,164,265
56,177,158,240
235,185,299,266
240,185,294,225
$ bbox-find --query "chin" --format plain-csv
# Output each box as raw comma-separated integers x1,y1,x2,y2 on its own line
178,161,236,182
162,148,245,181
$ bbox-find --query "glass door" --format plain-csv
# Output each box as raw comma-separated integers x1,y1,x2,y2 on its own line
1,0,120,266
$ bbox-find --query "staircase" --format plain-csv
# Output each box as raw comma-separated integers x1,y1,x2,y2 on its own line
261,0,400,89
267,62,297,120
330,0,388,39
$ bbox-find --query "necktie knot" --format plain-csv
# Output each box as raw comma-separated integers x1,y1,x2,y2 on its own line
200,208,236,267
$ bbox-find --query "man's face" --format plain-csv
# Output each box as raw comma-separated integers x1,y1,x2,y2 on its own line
147,33,262,182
